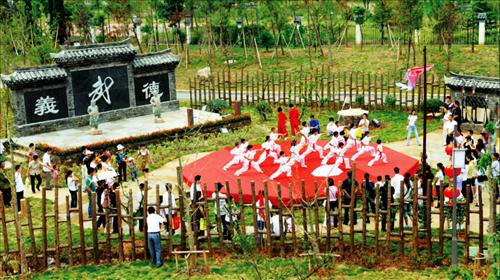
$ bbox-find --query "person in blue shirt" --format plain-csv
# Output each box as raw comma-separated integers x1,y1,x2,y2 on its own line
308,115,320,133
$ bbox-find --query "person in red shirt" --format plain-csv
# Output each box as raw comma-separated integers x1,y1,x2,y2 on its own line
277,107,289,139
288,104,300,136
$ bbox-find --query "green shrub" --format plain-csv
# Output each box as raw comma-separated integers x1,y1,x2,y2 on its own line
420,98,442,116
207,99,229,114
355,94,365,106
256,101,272,121
384,95,396,109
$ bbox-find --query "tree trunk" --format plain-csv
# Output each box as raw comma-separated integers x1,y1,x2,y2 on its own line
380,24,384,45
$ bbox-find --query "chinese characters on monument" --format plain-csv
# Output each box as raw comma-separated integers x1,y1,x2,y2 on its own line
89,75,114,104
142,81,163,100
34,96,60,116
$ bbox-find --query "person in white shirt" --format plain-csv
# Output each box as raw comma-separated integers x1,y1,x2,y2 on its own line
321,132,341,165
288,140,306,168
433,163,446,208
223,142,244,171
14,165,25,213
332,142,350,169
324,131,340,152
345,123,359,150
146,206,164,267
368,139,388,166
300,129,324,163
65,170,79,208
161,183,177,231
256,136,279,165
235,145,263,176
375,176,384,190
269,128,283,153
445,114,458,145
358,113,370,134
212,182,231,240
441,108,451,146
492,153,499,200
297,121,311,151
324,178,338,227
270,151,292,180
391,167,405,199
351,131,375,161
455,129,465,148
270,214,293,236
406,110,421,146
0,139,3,158
326,117,340,136
190,175,203,202
42,149,53,190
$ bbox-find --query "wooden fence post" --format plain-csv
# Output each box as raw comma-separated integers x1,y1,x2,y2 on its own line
65,196,73,267
251,181,258,246
176,167,186,251
204,183,213,254
375,186,380,253
301,181,308,242
91,192,98,264
412,177,419,255
54,185,60,268
77,185,86,265
289,183,297,255
264,181,272,255
26,198,38,268
116,190,124,262
426,180,432,254
399,182,404,256
325,182,331,252
237,179,246,236
128,189,136,260
41,188,48,269
438,185,444,257
277,183,285,257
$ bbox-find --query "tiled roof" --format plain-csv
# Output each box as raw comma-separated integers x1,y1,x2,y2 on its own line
1,66,67,88
132,49,180,69
51,39,136,65
445,72,499,91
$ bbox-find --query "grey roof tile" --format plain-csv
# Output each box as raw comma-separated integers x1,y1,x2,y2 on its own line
132,49,180,69
1,66,67,88
445,72,499,90
51,39,136,65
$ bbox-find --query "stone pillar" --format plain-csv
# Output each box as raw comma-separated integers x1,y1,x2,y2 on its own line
478,20,485,45
136,25,142,44
187,108,194,126
355,24,362,45
186,26,191,45
232,101,241,116
478,13,486,45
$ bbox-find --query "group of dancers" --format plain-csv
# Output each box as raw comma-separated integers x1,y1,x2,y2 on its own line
222,121,389,180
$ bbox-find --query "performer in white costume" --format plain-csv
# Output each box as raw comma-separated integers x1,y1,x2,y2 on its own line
333,142,351,169
300,129,324,163
269,151,292,180
367,139,388,167
234,145,264,176
351,131,376,161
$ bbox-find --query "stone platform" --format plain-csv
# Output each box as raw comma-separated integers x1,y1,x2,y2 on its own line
13,107,221,151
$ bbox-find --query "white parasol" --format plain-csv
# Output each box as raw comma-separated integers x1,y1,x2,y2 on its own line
337,108,369,117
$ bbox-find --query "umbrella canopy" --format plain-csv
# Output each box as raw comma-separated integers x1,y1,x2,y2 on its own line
337,108,369,117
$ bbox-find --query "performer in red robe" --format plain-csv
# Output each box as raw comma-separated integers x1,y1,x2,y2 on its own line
288,104,300,136
277,107,289,138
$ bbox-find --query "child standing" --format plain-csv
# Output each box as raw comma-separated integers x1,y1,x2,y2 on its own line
128,157,138,182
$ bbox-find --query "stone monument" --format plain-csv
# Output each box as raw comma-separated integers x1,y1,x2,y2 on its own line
0,39,180,136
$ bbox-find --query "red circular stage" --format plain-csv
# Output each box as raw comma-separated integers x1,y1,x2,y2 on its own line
183,140,420,205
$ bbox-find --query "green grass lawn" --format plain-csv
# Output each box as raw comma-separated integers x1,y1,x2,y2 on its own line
173,44,499,89
29,257,456,280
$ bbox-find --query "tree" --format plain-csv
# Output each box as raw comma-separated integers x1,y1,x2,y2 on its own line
71,1,91,43
372,0,393,45
394,0,423,66
108,0,132,37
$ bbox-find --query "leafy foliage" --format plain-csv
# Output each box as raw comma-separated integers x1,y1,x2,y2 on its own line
420,98,443,116
384,94,396,110
255,101,273,121
207,99,229,114
351,6,368,25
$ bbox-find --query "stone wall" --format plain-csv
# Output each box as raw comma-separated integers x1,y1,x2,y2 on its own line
14,100,179,136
